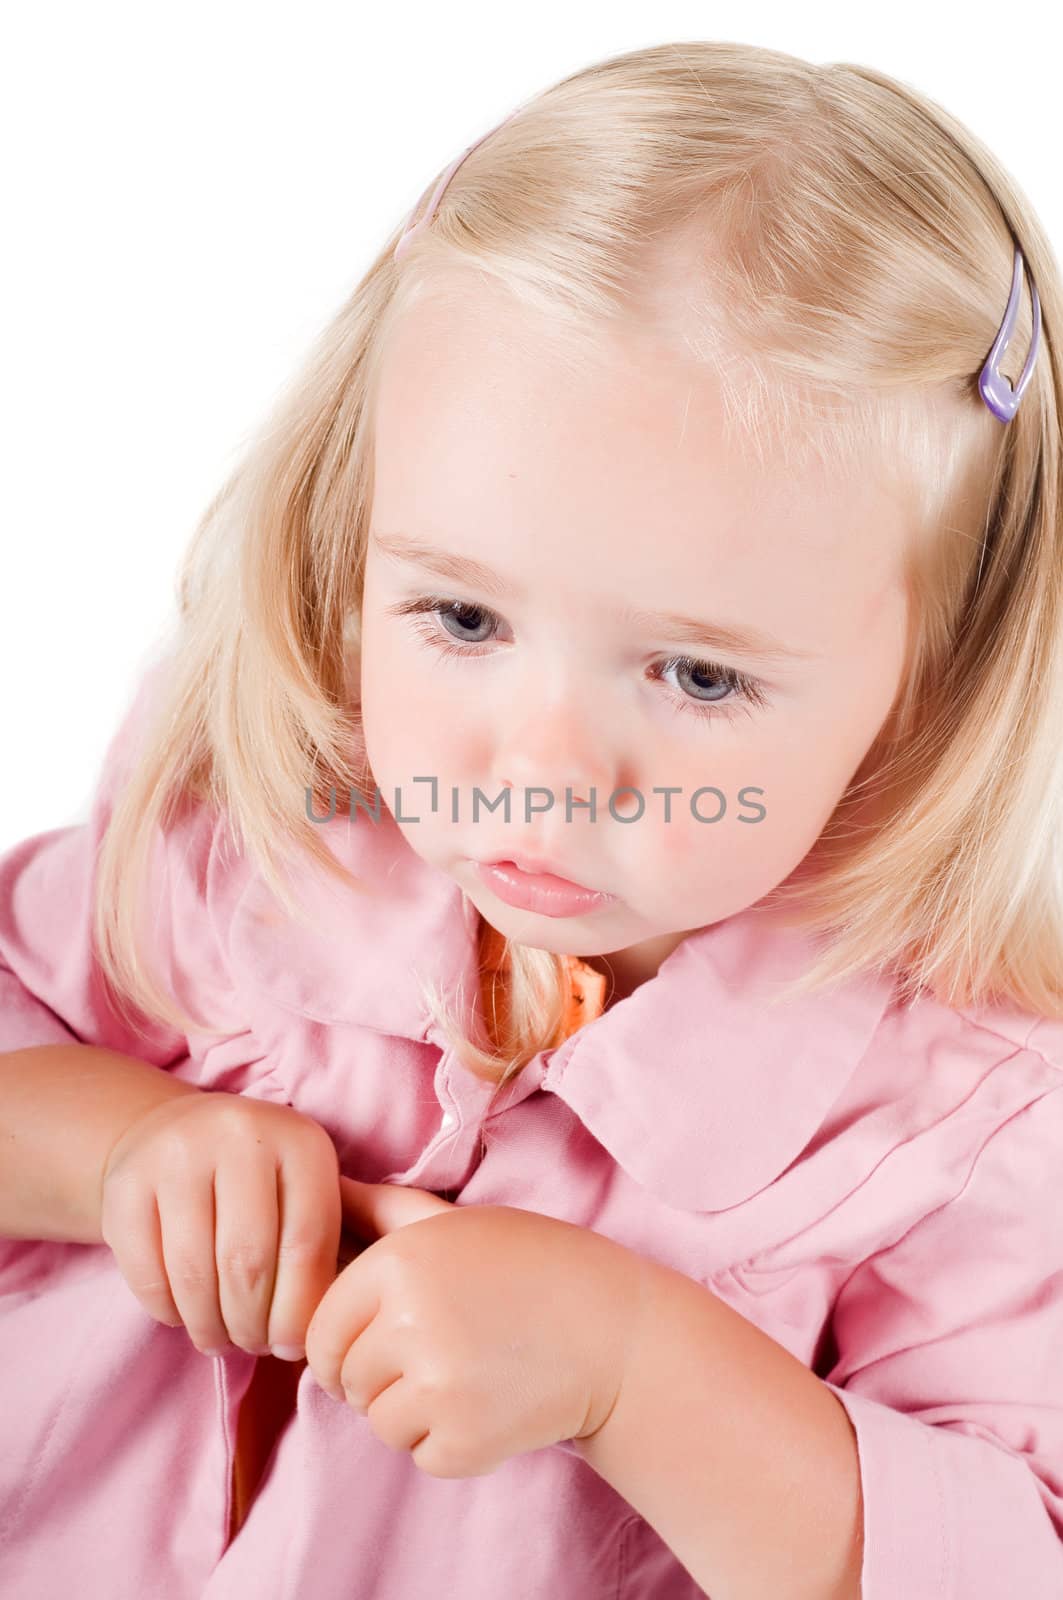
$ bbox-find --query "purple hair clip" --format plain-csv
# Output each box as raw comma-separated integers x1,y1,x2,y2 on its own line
979,246,1042,422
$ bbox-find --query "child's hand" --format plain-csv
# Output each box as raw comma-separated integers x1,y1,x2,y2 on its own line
305,1179,655,1478
99,1090,343,1360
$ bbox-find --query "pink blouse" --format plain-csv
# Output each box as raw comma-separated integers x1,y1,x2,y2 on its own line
1,668,1061,1598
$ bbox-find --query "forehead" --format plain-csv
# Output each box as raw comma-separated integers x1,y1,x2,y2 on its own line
369,281,911,648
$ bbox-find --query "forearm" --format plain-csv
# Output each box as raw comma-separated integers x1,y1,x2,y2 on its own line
574,1259,864,1600
0,1044,200,1243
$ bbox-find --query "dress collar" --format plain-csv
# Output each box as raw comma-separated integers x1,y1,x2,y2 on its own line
227,807,897,1212
538,907,895,1210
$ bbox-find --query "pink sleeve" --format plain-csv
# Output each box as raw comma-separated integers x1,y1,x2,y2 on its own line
0,668,190,1067
823,1082,1063,1599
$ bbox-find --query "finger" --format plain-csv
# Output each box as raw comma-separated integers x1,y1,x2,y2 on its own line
353,1373,431,1459
338,1323,404,1417
266,1136,343,1359
100,1176,183,1329
305,1265,380,1395
213,1148,280,1356
338,1175,453,1241
156,1169,229,1355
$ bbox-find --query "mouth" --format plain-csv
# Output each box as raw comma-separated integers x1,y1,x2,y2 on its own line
472,856,617,919
481,853,603,894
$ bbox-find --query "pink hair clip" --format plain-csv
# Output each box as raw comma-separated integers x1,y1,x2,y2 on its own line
393,106,528,262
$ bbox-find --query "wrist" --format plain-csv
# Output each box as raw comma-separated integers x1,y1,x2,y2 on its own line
573,1247,668,1448
96,1075,205,1224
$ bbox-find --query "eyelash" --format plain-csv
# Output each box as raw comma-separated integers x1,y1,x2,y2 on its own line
389,596,770,726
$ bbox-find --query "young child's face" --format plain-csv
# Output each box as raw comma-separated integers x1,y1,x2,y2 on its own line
359,277,912,988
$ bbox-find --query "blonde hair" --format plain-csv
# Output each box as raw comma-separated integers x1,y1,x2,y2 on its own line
95,40,1063,1114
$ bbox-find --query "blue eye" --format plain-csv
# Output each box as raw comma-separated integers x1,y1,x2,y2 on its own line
430,599,495,646
650,652,767,724
387,596,769,726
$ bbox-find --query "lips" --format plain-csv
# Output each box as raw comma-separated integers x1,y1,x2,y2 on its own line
473,858,617,919
482,853,601,894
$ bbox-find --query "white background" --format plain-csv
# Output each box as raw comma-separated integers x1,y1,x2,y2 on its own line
2,2,1058,843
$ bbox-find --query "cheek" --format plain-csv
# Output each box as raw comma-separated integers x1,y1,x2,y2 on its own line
614,743,758,890
647,732,821,887
363,674,441,782
706,707,877,887
359,627,481,790
359,618,425,775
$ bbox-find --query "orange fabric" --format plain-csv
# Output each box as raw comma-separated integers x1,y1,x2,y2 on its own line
228,924,606,1543
479,921,608,1049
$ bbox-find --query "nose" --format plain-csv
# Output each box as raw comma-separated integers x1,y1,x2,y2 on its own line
490,694,614,821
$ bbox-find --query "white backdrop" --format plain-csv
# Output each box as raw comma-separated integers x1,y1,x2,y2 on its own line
1,1,1058,843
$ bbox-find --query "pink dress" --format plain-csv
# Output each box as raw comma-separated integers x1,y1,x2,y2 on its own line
1,669,1061,1599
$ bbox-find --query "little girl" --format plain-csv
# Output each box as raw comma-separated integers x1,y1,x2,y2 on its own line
2,38,1061,1600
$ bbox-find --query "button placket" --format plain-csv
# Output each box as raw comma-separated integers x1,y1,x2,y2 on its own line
384,1038,555,1193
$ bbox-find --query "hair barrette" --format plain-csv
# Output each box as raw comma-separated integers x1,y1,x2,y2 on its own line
394,106,526,263
979,245,1041,422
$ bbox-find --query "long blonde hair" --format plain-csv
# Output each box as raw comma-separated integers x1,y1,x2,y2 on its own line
95,40,1063,1110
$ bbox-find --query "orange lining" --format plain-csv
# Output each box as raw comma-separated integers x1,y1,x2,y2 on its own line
479,920,608,1049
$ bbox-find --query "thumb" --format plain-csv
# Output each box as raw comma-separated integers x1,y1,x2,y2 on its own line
338,1174,455,1242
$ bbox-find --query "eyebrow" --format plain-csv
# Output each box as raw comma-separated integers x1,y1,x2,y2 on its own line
370,530,821,665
